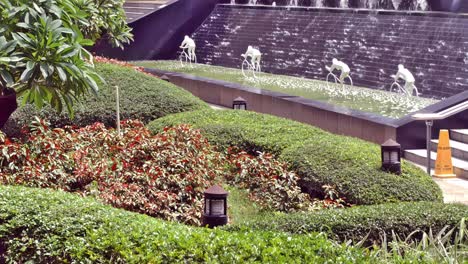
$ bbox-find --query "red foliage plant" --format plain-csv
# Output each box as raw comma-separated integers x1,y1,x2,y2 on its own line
226,149,351,212
0,118,224,225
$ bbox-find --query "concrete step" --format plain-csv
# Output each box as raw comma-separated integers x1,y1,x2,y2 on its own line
405,149,468,180
123,2,163,23
451,129,468,145
430,139,468,160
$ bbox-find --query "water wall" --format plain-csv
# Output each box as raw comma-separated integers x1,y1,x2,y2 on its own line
222,0,429,10
221,0,465,12
192,4,468,99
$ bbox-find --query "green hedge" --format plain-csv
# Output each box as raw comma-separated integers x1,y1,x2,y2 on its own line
0,185,380,263
148,109,443,205
2,62,208,137
225,202,468,243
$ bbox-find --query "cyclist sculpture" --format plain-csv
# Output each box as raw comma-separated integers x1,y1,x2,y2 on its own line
325,58,353,87
241,45,261,78
179,35,197,66
390,64,419,97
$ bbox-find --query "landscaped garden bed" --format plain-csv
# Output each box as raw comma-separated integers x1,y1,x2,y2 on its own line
0,0,466,258
0,60,466,261
148,109,442,205
132,61,438,119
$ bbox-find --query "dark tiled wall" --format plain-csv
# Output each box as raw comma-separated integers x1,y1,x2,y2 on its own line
192,5,468,99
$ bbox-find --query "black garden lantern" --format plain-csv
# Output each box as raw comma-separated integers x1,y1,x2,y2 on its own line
381,139,401,175
202,185,228,228
232,97,247,110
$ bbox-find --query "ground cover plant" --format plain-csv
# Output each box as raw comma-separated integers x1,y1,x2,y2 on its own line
1,185,466,263
133,60,438,118
148,109,443,205
2,61,208,138
0,185,393,263
0,118,223,225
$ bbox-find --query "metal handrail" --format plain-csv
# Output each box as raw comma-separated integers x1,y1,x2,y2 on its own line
411,100,468,175
412,100,468,120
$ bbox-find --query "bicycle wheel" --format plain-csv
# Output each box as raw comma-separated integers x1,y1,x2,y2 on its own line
241,60,250,78
390,82,408,96
346,76,353,86
326,73,338,88
255,63,261,73
412,85,419,97
179,52,184,67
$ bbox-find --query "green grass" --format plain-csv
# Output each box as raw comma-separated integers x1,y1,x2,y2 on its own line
133,60,438,118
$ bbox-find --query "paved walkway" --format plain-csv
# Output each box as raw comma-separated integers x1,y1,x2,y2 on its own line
407,161,468,204
433,178,468,205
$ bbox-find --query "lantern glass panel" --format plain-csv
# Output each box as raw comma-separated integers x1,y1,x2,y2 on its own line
239,104,246,110
390,151,399,163
205,198,224,215
383,152,390,163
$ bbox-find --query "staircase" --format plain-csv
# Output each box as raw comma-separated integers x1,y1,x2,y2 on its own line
124,0,168,23
405,129,468,180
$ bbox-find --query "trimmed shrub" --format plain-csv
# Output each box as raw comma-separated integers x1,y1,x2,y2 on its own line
2,62,208,138
0,185,381,263
148,109,325,154
148,109,443,205
280,136,442,205
225,202,468,243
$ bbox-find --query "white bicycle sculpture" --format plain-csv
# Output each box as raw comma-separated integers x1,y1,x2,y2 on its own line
325,68,353,88
241,55,261,78
390,75,419,97
178,47,197,67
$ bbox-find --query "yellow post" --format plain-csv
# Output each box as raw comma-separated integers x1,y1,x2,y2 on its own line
433,130,456,178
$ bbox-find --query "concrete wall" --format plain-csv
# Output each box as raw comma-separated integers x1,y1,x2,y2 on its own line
147,68,398,145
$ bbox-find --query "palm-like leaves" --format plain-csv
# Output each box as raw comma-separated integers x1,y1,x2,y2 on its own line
0,0,131,116
12,15,101,115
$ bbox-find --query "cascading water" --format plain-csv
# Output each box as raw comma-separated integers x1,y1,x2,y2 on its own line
225,0,461,11
392,0,402,9
339,0,349,8
315,0,324,8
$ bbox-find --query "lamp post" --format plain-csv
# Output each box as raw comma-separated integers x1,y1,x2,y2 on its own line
381,139,401,175
202,185,228,228
232,97,247,110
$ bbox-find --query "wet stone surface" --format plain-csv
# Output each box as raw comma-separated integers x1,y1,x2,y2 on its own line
193,5,468,99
